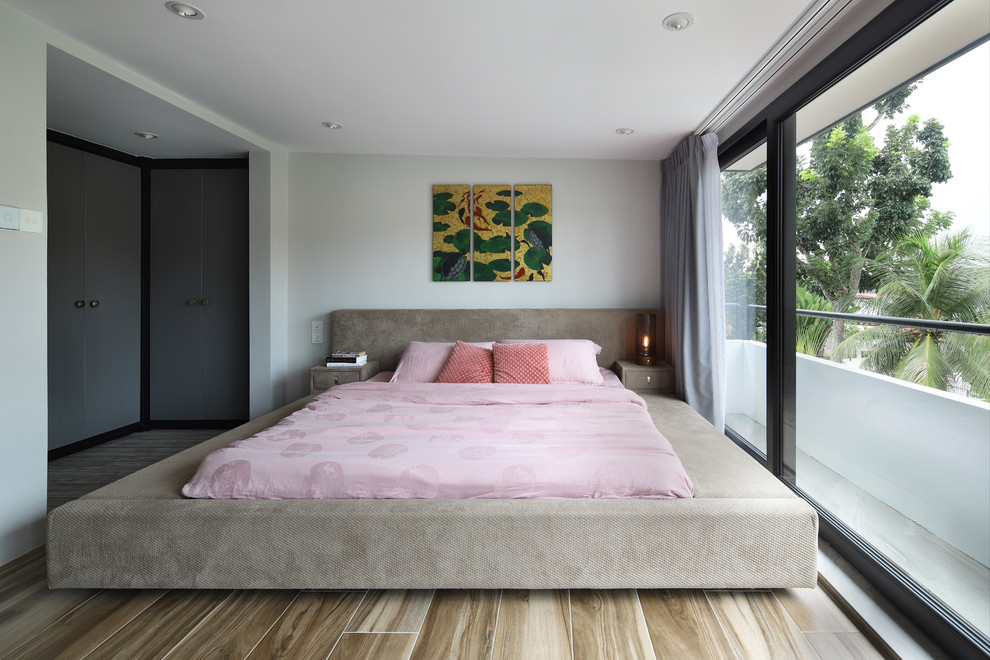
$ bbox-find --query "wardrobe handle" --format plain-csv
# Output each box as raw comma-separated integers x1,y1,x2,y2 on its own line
201,298,211,306
187,298,199,306
89,300,100,308
74,300,85,308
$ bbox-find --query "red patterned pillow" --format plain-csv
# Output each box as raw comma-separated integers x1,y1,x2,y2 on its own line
436,341,493,383
492,342,551,384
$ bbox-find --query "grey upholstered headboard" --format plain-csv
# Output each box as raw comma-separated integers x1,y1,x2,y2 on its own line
329,308,663,371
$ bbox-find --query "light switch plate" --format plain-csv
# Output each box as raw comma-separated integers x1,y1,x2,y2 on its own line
19,208,42,233
0,204,19,231
311,320,325,343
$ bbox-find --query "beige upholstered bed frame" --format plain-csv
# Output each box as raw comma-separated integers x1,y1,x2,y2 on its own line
47,309,818,589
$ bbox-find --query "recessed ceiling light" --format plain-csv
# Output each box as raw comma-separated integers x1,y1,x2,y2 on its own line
165,2,205,20
615,128,635,136
662,12,694,31
322,121,343,130
134,131,159,140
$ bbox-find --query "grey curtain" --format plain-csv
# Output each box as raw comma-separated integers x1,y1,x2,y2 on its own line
660,133,725,431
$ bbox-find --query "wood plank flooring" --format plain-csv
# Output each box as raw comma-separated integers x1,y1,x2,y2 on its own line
18,429,890,659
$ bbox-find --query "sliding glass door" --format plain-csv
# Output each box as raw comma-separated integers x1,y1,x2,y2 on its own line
791,40,990,641
721,144,768,456
718,1,989,655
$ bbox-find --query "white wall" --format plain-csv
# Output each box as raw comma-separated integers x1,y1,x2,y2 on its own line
726,341,990,566
797,353,990,566
287,153,662,399
248,150,291,417
0,5,49,564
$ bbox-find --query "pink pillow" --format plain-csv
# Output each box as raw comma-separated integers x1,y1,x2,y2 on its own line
499,339,604,385
493,343,551,384
390,341,494,383
437,341,493,383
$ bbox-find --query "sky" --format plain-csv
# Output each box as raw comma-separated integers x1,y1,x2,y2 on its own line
876,41,989,240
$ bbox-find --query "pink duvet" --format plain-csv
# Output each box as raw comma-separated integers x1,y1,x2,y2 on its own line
181,382,694,500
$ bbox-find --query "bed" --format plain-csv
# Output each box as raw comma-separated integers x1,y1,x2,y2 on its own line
47,308,818,590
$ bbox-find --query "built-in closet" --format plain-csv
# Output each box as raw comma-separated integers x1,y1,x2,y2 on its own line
47,138,248,455
149,168,248,423
47,142,142,451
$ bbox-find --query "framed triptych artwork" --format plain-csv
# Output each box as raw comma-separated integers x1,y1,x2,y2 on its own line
432,184,552,282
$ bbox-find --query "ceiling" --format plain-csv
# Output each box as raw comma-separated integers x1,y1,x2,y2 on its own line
5,0,820,160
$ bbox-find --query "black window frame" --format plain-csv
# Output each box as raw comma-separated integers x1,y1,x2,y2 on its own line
718,1,989,657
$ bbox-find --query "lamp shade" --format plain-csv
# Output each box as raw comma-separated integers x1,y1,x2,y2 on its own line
636,313,656,366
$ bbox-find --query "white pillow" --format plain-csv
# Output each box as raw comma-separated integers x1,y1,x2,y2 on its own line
390,341,494,383
498,339,604,385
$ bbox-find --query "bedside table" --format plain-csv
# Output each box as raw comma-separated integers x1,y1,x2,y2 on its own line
615,360,673,392
310,361,380,393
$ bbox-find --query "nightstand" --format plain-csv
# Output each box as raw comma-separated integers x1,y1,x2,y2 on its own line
310,361,380,393
615,360,673,392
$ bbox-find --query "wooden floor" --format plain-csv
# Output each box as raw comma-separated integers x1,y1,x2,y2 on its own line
47,429,222,512
9,430,890,660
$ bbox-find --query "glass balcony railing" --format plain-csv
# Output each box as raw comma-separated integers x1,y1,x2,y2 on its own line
724,309,990,638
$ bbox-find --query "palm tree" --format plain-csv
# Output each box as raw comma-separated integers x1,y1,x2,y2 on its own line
795,285,835,358
835,230,990,400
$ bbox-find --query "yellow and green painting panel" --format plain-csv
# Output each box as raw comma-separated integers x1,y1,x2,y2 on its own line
472,185,514,281
513,184,552,281
432,184,471,281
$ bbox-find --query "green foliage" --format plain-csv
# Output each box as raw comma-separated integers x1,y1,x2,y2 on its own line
433,192,456,216
721,167,767,246
433,222,450,232
722,82,953,311
795,286,834,357
723,243,766,340
835,230,990,400
497,189,513,197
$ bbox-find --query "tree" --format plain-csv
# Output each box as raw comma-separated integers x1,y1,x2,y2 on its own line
724,242,766,340
722,83,954,351
835,230,990,400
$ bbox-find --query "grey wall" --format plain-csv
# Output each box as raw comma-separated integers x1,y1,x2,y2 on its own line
0,5,49,564
287,153,662,400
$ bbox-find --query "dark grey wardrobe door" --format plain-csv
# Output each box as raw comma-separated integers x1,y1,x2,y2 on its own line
47,144,141,449
82,153,141,437
150,168,248,421
47,142,87,450
150,169,204,420
201,169,248,420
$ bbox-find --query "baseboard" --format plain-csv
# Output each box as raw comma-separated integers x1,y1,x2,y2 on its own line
148,420,245,429
48,423,144,462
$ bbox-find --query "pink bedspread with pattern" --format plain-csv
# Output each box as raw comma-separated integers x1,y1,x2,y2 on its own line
182,382,694,500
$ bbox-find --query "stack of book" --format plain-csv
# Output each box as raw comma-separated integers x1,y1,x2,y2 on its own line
326,350,367,367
